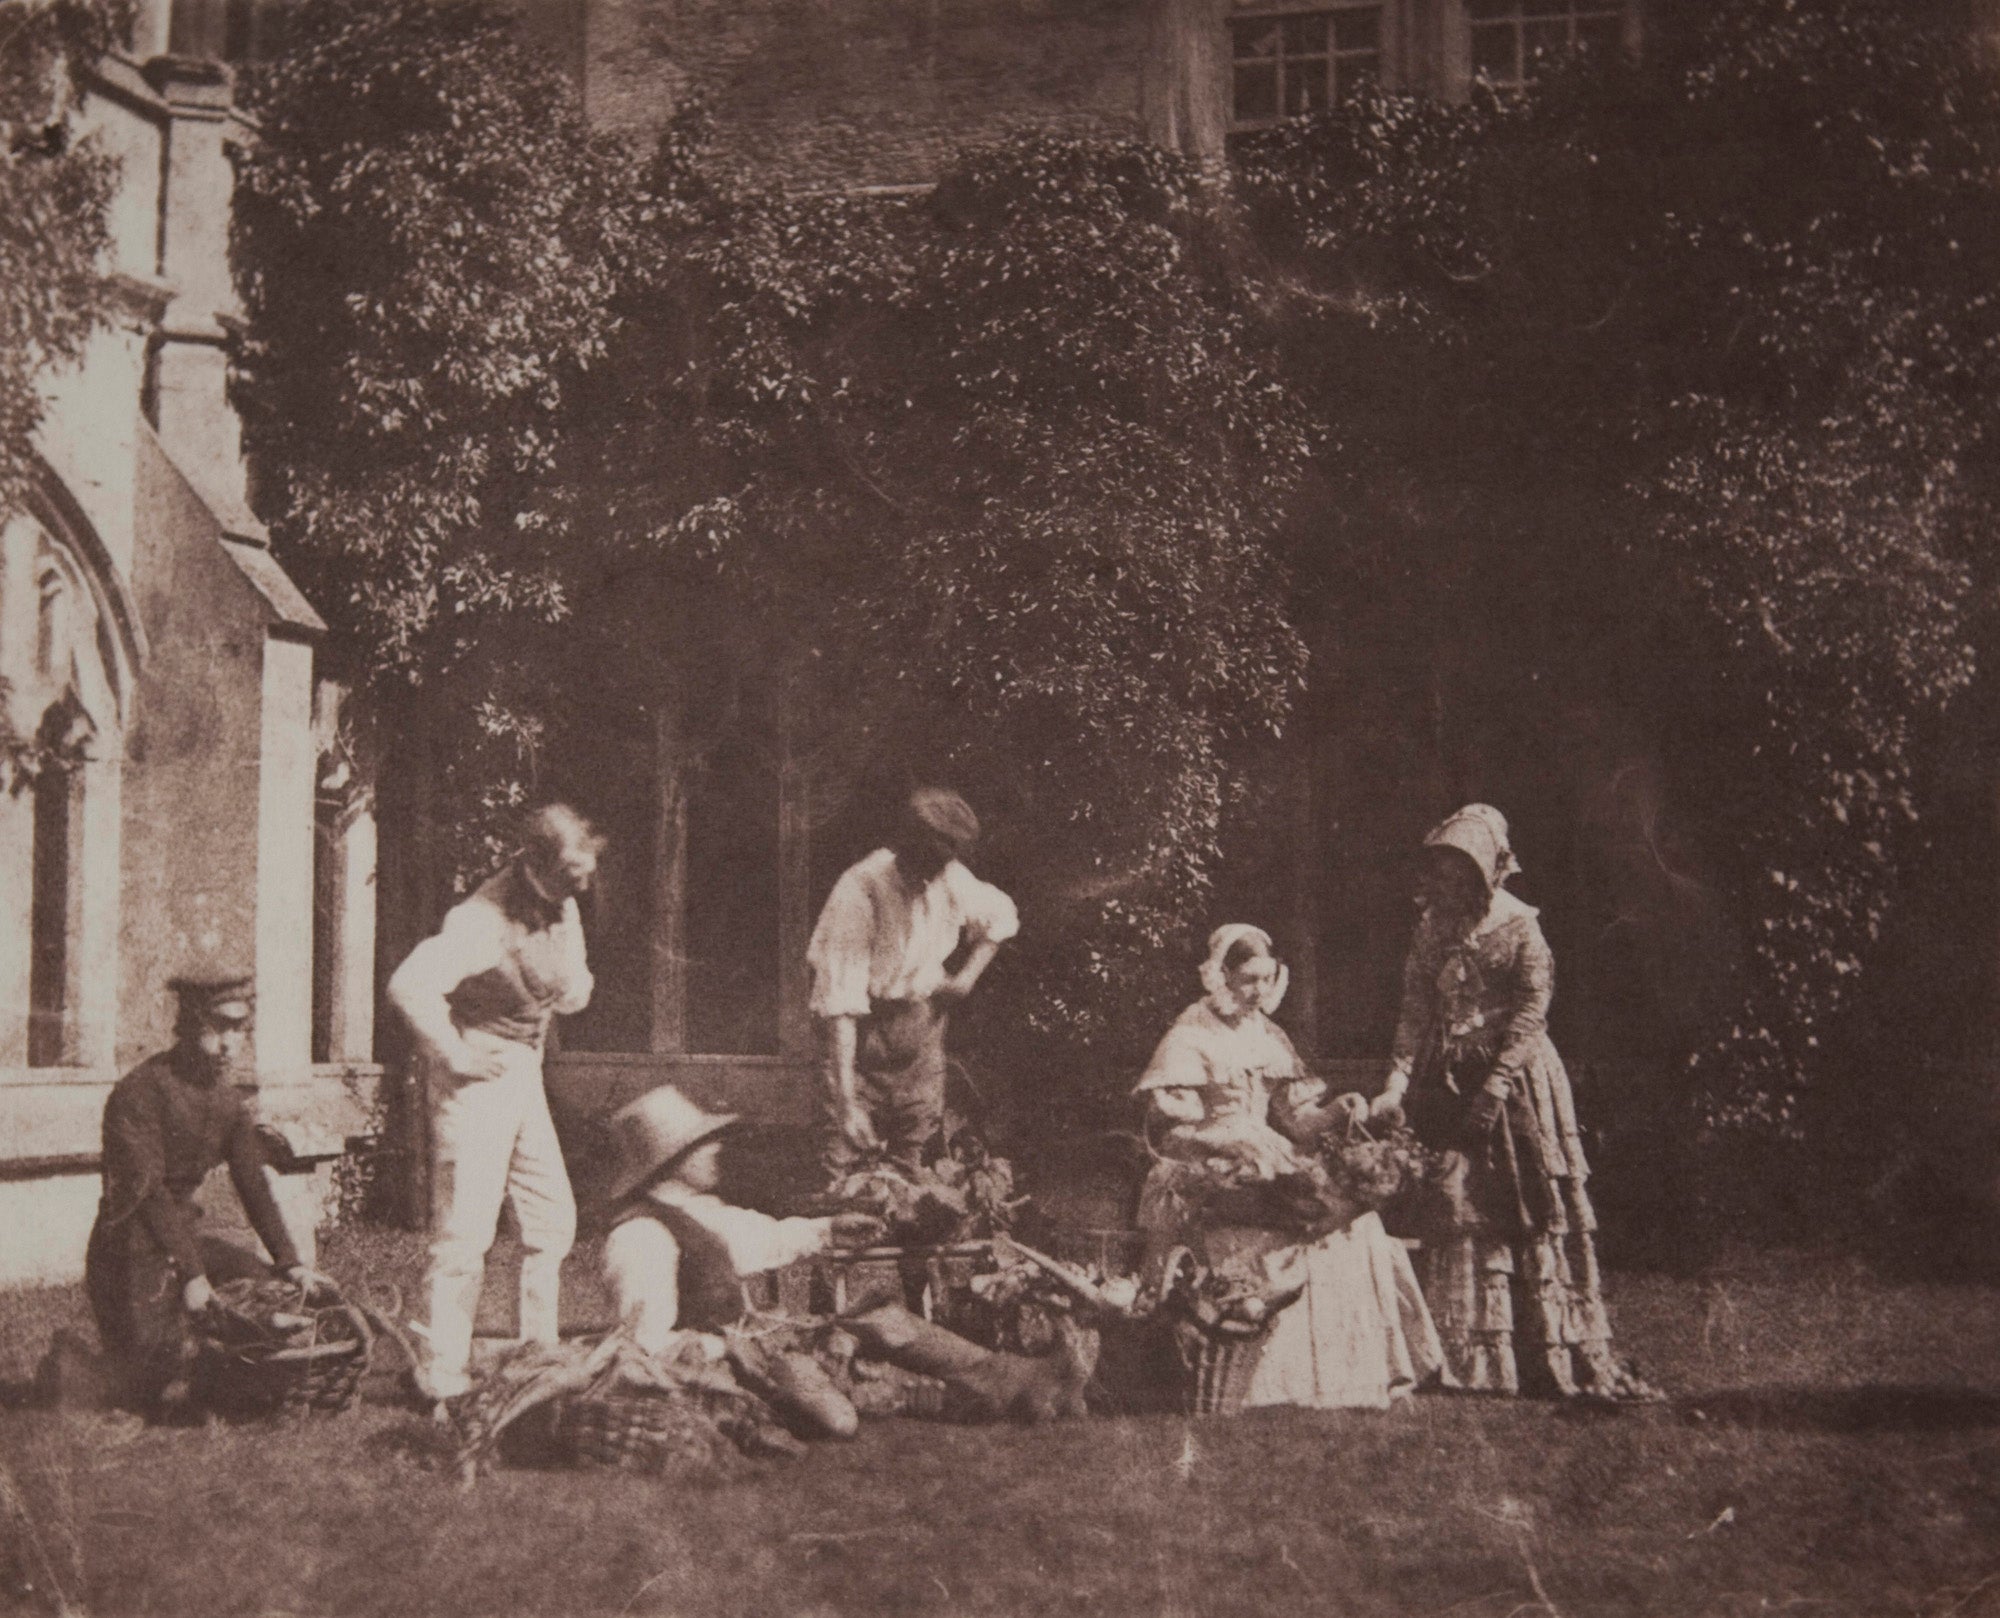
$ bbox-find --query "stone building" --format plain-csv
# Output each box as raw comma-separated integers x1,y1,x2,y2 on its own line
3,0,1651,1280
0,1,379,1286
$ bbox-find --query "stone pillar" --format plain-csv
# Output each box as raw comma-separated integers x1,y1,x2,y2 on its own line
38,766,87,1066
256,635,316,1083
0,516,37,1063
1141,0,1229,163
167,0,230,59
128,0,174,59
0,790,30,1066
311,680,377,1066
1427,0,1476,102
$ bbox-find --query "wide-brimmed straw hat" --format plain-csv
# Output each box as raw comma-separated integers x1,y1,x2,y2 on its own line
603,1085,741,1203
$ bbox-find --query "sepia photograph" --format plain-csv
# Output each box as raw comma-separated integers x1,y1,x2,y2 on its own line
2,1,1999,1613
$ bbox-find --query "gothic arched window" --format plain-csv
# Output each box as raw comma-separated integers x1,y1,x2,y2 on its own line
27,748,77,1068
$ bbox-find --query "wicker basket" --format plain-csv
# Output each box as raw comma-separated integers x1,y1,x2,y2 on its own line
1172,1319,1268,1417
1155,1246,1284,1417
547,1391,738,1474
189,1277,370,1419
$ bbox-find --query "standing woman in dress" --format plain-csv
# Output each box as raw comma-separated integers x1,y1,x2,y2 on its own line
1365,805,1654,1399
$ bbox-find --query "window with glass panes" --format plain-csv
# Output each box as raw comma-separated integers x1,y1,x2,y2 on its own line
1230,6,1384,125
1467,0,1624,88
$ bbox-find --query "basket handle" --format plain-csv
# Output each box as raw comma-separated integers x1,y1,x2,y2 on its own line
287,1272,375,1360
331,1300,374,1358
259,1339,365,1365
349,1297,422,1375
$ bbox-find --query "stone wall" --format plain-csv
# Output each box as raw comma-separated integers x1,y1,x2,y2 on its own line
560,0,1653,189
581,0,1158,188
119,429,267,1066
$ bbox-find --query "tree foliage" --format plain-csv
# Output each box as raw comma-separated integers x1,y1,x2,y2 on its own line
232,0,634,679
0,0,128,519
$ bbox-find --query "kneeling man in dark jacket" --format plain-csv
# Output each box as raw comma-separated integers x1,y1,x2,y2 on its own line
84,971,311,1412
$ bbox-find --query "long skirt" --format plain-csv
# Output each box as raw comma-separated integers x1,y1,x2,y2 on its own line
1202,1214,1444,1411
1417,1173,1650,1398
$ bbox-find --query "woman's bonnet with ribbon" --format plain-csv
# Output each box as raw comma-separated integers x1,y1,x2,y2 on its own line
1422,803,1522,894
1197,922,1289,1016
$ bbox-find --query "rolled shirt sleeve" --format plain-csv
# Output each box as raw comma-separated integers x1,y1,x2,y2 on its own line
808,853,1017,1019
946,863,1018,947
603,1218,682,1355
806,868,878,1020
606,1202,833,1357
697,1203,834,1276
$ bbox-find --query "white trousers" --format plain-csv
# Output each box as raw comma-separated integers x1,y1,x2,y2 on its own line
422,1032,575,1397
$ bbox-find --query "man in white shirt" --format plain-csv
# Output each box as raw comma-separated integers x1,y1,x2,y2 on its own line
387,803,602,1402
805,788,1018,1181
599,1085,883,1354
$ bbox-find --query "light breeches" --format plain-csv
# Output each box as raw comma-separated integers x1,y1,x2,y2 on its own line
422,1034,575,1397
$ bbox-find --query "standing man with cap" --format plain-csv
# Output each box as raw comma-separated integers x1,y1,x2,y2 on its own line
84,971,312,1412
388,802,603,1404
806,787,1018,1182
599,1085,884,1352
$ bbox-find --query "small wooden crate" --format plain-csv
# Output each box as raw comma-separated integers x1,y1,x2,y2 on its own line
750,1242,997,1325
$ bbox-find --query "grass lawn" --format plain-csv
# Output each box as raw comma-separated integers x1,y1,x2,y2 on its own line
4,1230,1999,1618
